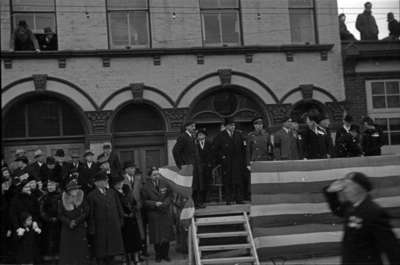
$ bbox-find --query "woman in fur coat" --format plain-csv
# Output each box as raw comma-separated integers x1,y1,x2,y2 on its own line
58,179,90,265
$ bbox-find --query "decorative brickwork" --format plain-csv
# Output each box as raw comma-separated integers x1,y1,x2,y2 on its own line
32,74,47,90
164,108,188,131
130,83,144,101
218,69,232,86
86,110,113,134
265,104,293,124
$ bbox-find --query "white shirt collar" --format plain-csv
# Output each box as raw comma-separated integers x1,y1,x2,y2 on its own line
344,124,351,132
185,130,192,137
283,127,289,133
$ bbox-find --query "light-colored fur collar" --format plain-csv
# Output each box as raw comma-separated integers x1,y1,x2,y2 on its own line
62,190,84,211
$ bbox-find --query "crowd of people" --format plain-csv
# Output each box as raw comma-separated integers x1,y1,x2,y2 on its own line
0,110,386,264
0,144,177,265
339,2,400,41
173,111,385,208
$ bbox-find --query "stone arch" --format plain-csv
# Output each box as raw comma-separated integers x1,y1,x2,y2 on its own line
280,85,339,104
1,75,98,111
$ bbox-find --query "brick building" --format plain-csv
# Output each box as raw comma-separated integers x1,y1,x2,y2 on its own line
1,0,346,171
342,41,400,155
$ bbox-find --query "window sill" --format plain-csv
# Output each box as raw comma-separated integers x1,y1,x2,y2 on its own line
1,44,334,59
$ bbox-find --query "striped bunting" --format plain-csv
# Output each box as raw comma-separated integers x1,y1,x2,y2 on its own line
159,164,194,224
250,155,400,261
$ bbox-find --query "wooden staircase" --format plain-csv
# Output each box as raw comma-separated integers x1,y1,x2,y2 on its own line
189,207,259,265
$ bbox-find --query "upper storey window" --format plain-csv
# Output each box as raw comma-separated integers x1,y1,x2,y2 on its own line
200,0,242,46
107,0,150,49
289,0,316,44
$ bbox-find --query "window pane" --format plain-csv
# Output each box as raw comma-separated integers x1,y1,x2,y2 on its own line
374,118,388,130
109,13,129,47
289,0,314,8
371,82,385,95
389,118,400,131
28,101,60,137
13,0,54,12
386,81,399,94
4,105,26,138
387,96,400,108
221,11,239,44
200,0,238,8
14,13,34,30
107,0,147,10
391,132,400,145
35,13,55,33
203,12,221,44
129,11,149,46
62,105,84,136
372,96,386,108
289,9,315,44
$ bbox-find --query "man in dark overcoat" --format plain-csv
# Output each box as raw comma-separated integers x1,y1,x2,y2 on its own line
212,118,247,204
356,2,379,40
28,149,46,181
87,171,124,265
79,150,99,194
172,120,197,169
302,112,331,159
323,172,400,265
361,117,384,156
141,168,174,262
194,128,213,207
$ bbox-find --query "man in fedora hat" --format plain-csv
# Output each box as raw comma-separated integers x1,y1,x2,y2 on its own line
28,149,46,181
87,172,124,265
9,149,26,174
79,149,99,194
172,120,197,170
193,128,212,207
324,172,400,265
212,117,247,204
54,149,69,185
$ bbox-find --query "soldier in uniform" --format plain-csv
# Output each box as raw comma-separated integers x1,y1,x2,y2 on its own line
247,116,273,162
324,172,400,265
274,117,302,160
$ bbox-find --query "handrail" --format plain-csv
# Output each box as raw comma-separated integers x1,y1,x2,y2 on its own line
244,212,260,265
191,217,202,265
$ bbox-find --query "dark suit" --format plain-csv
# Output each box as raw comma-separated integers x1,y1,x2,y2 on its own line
40,166,62,183
97,152,122,175
323,189,400,265
194,140,213,204
79,162,99,194
28,162,45,181
335,126,351,145
302,127,331,159
172,131,196,169
212,130,247,203
273,128,301,160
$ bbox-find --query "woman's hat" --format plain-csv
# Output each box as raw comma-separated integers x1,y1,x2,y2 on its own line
65,179,81,192
46,156,56,165
84,149,94,157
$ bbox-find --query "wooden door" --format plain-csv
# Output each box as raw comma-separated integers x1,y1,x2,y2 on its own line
118,145,166,176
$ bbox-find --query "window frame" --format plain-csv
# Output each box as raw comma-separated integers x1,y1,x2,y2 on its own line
199,0,243,47
366,79,400,147
288,0,318,44
10,0,57,35
106,0,151,49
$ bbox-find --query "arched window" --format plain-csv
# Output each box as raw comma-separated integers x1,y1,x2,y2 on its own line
113,103,165,132
290,99,326,123
3,95,84,139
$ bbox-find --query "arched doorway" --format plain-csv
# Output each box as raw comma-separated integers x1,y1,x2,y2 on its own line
111,102,167,173
188,86,267,139
290,99,327,123
2,93,87,162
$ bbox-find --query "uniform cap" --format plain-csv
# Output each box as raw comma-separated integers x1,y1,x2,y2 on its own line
251,116,263,125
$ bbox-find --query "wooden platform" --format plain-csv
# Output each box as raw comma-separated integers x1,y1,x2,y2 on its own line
195,203,251,217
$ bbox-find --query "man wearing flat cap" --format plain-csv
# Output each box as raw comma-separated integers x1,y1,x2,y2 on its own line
212,117,247,204
273,116,301,160
97,142,122,176
323,172,400,265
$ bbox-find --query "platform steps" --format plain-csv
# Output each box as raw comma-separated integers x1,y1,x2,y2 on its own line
189,212,260,265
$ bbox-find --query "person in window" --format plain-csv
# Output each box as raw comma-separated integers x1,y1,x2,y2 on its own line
361,117,384,156
339,14,356,41
334,125,363,157
10,20,40,51
356,2,379,40
38,27,58,51
141,167,174,263
386,12,400,40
